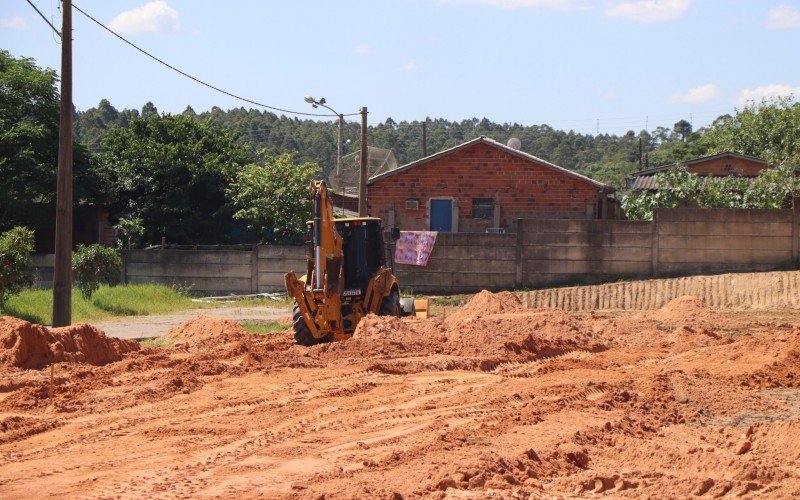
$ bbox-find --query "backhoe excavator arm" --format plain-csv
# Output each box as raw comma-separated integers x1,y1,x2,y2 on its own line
285,181,346,339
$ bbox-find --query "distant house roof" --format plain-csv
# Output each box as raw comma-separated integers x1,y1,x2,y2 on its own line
631,174,765,191
367,136,614,192
631,151,769,178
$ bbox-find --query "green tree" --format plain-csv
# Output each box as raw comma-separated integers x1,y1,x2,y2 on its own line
114,217,145,249
72,244,122,298
102,114,251,244
701,96,800,165
621,165,800,220
0,226,35,305
228,153,320,243
673,119,693,142
0,50,106,232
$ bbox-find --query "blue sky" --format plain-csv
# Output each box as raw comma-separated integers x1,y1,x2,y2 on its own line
2,0,799,134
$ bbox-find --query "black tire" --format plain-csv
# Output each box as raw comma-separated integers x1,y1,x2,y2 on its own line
292,303,331,346
378,286,401,317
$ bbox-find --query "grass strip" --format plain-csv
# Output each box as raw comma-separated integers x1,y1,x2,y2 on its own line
240,321,287,334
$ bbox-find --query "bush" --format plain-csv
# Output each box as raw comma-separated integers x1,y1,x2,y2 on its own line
621,164,800,220
73,244,122,298
115,217,144,249
0,226,35,305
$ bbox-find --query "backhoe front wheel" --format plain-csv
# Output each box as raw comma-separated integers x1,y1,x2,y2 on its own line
378,286,401,317
292,303,331,346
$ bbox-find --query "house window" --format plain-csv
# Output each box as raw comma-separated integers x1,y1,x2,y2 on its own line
472,198,494,220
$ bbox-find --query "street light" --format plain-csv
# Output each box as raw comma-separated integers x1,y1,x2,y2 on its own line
305,97,368,217
304,95,343,178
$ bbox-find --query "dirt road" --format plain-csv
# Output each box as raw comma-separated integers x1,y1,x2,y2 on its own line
0,292,798,498
93,304,288,339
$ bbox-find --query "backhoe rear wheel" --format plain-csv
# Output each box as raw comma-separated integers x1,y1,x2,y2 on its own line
378,286,401,317
292,303,331,346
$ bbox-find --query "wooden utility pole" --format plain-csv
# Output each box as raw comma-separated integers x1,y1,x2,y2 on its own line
422,121,427,157
358,106,368,216
52,0,73,327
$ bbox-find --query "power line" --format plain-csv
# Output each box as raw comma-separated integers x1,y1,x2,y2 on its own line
71,2,360,119
25,0,61,36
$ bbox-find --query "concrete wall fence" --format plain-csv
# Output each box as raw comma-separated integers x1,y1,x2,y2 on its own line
31,204,800,295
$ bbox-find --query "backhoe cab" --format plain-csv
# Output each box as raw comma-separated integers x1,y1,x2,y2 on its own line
284,181,402,346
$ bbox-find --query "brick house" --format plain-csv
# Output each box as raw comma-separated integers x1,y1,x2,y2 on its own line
366,136,616,233
629,152,770,191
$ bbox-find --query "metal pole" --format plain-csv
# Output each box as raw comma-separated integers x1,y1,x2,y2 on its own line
358,107,368,216
52,0,73,327
336,113,343,176
638,137,643,169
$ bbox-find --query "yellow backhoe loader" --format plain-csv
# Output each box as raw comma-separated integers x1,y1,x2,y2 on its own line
285,181,422,345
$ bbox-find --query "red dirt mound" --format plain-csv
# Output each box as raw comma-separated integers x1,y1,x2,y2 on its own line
314,295,605,370
315,315,448,361
444,308,606,359
163,316,256,359
444,290,522,327
0,316,139,369
642,295,726,328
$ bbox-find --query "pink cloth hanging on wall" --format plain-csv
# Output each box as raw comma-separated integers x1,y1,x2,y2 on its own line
394,231,438,266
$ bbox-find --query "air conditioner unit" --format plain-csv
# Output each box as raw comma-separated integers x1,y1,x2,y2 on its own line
405,199,419,210
486,227,506,234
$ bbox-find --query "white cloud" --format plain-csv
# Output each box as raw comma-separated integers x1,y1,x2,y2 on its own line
667,83,720,104
0,15,27,30
108,1,180,35
606,0,690,23
765,5,800,30
401,62,419,71
600,91,618,101
436,0,591,10
737,84,800,105
353,44,373,55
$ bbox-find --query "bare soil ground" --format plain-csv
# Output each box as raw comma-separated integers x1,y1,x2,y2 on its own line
1,291,799,498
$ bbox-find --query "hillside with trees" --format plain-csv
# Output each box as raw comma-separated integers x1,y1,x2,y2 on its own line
3,51,798,245
75,101,709,189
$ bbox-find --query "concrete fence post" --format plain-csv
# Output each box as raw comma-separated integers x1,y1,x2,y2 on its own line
251,245,260,294
121,249,129,285
651,209,660,278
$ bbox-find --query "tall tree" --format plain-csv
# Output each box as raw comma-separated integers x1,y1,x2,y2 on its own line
0,50,104,233
101,114,251,244
673,119,692,142
228,153,320,243
701,96,800,165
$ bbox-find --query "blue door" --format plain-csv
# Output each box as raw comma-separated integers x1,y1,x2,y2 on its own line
430,199,453,232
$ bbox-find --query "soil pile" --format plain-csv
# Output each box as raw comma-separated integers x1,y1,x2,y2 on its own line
444,289,522,326
165,316,249,350
444,308,606,359
0,316,139,369
643,295,727,328
316,293,606,371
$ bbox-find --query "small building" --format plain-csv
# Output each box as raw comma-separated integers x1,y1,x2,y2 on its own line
629,152,770,191
366,136,616,233
17,204,116,253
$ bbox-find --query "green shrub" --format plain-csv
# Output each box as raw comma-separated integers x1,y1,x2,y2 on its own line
0,226,35,305
115,217,145,249
73,244,122,298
